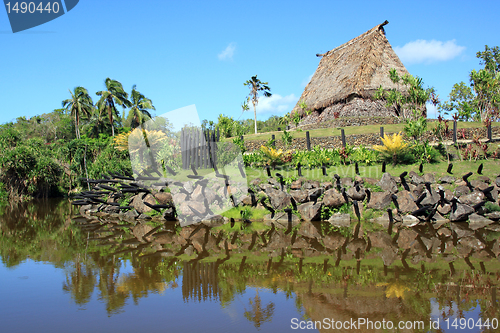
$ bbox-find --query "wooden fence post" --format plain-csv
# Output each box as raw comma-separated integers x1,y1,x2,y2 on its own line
271,134,275,148
341,129,346,148
487,122,492,142
306,131,311,151
380,127,384,144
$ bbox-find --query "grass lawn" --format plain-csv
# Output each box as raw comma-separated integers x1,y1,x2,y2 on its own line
226,121,500,142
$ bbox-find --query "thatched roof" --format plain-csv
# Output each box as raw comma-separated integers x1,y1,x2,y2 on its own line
292,21,409,115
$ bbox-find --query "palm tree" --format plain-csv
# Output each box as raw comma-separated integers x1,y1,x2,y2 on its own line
244,75,272,134
81,103,108,138
96,78,131,137
62,86,93,139
127,85,155,129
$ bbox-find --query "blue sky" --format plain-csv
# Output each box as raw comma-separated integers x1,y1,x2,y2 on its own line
1,0,499,125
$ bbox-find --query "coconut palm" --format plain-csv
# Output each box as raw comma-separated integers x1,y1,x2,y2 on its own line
244,75,272,134
62,86,93,139
81,102,108,138
96,78,131,137
127,85,155,129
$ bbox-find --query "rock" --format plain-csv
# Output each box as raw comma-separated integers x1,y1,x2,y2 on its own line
183,181,194,194
290,179,302,190
450,222,474,238
272,213,300,229
132,193,156,214
137,213,152,220
409,171,425,185
154,192,173,205
190,185,205,202
397,190,418,213
470,180,489,191
412,184,425,198
459,191,485,206
366,192,392,210
321,182,333,190
437,203,451,215
347,186,366,201
328,213,351,227
173,192,188,204
267,178,280,189
290,190,309,204
250,178,261,187
308,188,324,202
340,177,354,188
421,189,440,206
450,203,474,222
439,176,456,184
431,212,449,225
454,185,471,197
468,213,494,230
363,177,379,186
423,173,435,184
496,177,500,187
267,189,292,211
379,247,398,266
163,207,176,220
298,202,323,221
485,211,500,220
476,176,491,184
402,214,419,227
303,180,320,189
241,195,253,206
179,200,207,217
322,189,346,208
377,173,398,193
124,209,139,220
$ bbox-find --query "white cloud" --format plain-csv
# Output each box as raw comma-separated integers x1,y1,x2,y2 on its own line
253,93,299,115
394,39,465,64
218,43,236,61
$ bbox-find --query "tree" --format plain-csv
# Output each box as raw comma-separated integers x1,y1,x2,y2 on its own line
127,85,155,129
374,69,435,121
62,86,94,139
96,78,131,137
440,45,500,122
244,75,272,134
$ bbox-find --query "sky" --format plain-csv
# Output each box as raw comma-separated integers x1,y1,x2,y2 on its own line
1,0,499,126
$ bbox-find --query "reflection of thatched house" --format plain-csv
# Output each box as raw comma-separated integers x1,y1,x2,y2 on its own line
292,21,412,124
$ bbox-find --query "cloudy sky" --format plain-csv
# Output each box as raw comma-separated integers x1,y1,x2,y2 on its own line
0,0,498,125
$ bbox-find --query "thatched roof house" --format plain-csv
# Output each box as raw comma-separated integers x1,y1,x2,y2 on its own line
292,21,413,124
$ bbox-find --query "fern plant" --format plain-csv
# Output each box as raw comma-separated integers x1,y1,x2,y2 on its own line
373,132,409,165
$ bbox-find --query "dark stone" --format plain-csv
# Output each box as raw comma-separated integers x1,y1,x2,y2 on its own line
409,171,425,185
496,177,500,188
437,203,451,215
454,185,471,197
476,176,491,184
470,180,489,191
322,189,346,208
267,189,292,211
154,192,173,205
450,203,474,222
347,186,366,201
423,173,435,184
290,190,309,203
377,173,398,193
308,188,324,202
459,191,485,206
366,192,392,210
298,202,323,221
396,190,418,213
420,189,439,206
132,193,156,214
485,211,500,220
439,176,456,184
321,182,333,190
290,179,302,190
303,180,320,190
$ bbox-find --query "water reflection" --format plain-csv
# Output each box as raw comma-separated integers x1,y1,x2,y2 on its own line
1,200,500,332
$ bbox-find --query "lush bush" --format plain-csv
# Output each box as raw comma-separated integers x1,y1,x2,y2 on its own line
373,132,410,165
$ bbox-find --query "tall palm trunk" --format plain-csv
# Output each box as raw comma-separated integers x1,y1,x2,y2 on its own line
108,105,115,137
253,103,257,134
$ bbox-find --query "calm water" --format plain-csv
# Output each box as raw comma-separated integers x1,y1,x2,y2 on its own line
1,199,499,332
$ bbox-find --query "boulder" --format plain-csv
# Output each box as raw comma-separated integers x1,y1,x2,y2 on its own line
322,189,346,208
328,213,351,227
439,175,456,184
298,202,322,221
347,186,366,201
450,203,474,222
366,192,391,210
468,213,494,230
290,190,309,204
454,185,471,197
267,189,292,211
132,193,156,214
458,191,485,206
154,192,173,205
397,190,418,213
377,173,398,193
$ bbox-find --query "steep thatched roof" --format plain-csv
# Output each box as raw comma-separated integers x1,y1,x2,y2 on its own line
292,21,409,115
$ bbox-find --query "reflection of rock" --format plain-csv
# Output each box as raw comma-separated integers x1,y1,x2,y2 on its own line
328,213,351,227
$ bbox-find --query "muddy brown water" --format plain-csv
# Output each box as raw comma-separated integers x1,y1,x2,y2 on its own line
1,199,499,332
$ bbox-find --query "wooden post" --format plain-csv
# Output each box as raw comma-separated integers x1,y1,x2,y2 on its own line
286,125,290,130
380,127,384,144
453,120,457,144
341,129,346,148
306,131,311,151
277,127,281,131
487,122,492,141
271,134,275,148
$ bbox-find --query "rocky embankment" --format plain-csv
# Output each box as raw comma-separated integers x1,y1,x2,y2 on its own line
74,169,500,230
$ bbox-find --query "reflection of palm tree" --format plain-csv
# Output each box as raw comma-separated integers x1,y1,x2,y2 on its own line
62,260,96,305
244,290,275,330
